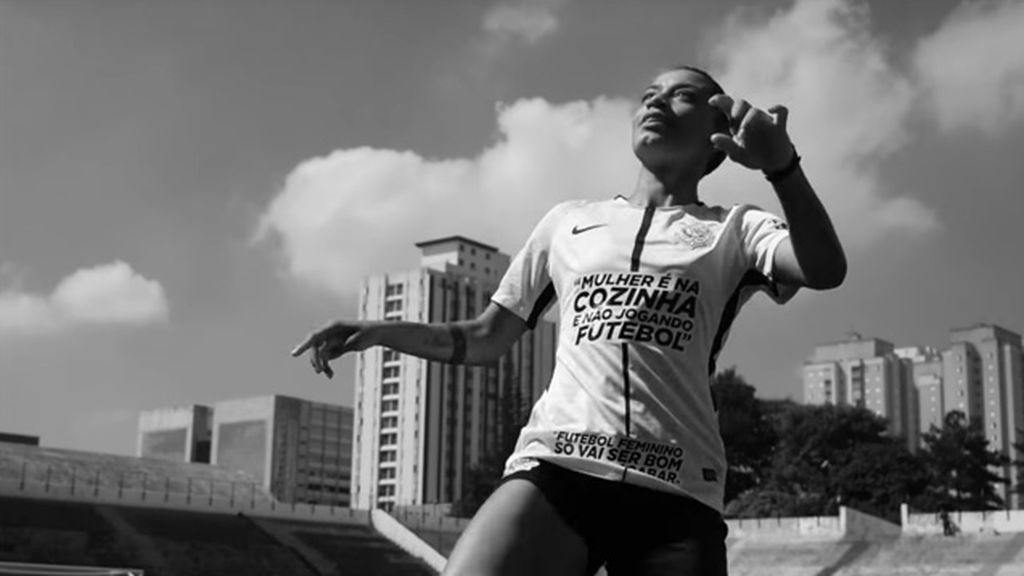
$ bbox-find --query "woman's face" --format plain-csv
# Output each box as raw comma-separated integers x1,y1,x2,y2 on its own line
632,68,723,171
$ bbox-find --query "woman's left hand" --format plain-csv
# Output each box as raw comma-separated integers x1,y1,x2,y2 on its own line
708,94,794,173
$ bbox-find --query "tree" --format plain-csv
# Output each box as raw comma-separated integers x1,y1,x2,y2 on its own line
728,403,929,521
918,411,1010,511
725,487,825,518
831,441,931,523
711,367,778,504
1010,426,1024,498
770,404,892,510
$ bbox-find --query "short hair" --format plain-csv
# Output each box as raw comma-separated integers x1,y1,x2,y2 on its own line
664,65,728,176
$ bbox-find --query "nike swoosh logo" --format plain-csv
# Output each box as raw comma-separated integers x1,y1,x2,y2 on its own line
572,223,607,235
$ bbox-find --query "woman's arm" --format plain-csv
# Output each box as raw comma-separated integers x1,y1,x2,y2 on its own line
708,93,847,291
364,303,528,365
291,302,528,378
766,162,847,290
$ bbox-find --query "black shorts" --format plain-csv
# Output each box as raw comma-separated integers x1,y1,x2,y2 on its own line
503,460,729,576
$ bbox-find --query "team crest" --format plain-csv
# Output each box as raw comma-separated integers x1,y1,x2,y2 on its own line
672,220,719,249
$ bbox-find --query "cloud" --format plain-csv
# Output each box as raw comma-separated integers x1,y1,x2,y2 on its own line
913,0,1024,135
0,261,169,337
702,0,939,236
257,98,635,295
483,0,566,44
260,0,953,297
0,292,59,336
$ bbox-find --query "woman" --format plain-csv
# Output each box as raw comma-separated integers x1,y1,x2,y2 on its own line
292,65,846,576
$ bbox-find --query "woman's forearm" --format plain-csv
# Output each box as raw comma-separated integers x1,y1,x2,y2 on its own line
362,320,494,366
771,165,847,289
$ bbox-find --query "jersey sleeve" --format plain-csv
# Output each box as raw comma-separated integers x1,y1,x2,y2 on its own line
491,202,572,329
739,205,799,304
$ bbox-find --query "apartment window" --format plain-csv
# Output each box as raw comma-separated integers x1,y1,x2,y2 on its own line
378,484,396,496
379,450,396,462
382,349,400,363
384,300,403,313
470,262,476,270
381,399,399,412
471,247,477,255
383,366,400,379
385,283,404,297
485,252,491,260
382,383,399,396
379,467,396,480
381,416,398,429
380,433,397,446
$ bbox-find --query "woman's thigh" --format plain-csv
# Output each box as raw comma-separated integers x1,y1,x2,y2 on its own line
442,478,591,576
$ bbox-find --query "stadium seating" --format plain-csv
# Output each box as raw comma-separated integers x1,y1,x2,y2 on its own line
0,496,316,576
0,496,135,570
0,495,434,576
267,519,435,576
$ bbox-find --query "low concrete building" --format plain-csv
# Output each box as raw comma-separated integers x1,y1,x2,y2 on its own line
137,405,213,463
211,395,353,506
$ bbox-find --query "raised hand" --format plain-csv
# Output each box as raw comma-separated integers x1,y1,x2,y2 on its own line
291,321,373,379
708,94,795,173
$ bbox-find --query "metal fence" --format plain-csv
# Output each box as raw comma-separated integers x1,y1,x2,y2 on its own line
1,460,266,508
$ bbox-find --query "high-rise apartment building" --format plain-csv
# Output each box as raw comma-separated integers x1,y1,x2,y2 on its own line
352,236,557,510
803,334,915,448
895,346,942,443
944,324,1024,507
804,323,1024,508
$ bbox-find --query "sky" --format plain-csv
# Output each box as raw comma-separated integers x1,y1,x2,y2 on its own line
1,0,1023,456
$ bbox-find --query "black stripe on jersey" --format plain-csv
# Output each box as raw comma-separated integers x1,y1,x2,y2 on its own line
621,343,631,434
629,205,657,272
526,282,555,329
707,270,771,379
621,205,656,440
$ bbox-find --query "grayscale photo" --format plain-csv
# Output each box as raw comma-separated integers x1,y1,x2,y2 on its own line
2,0,1023,575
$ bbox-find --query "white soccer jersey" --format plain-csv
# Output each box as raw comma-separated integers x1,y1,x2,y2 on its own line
491,195,798,514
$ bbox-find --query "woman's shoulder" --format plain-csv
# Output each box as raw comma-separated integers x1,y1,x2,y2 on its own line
703,202,783,224
543,198,611,218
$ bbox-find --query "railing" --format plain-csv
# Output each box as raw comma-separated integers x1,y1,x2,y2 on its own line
0,473,369,526
1,460,267,506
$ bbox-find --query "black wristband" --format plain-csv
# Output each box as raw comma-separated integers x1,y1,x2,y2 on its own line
448,325,467,365
765,149,801,183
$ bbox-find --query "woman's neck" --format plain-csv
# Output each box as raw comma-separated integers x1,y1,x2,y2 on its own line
626,163,703,208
